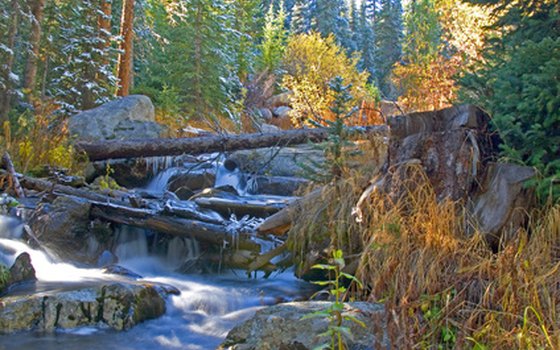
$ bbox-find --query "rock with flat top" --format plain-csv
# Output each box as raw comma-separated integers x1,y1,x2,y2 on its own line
69,95,165,142
220,301,389,350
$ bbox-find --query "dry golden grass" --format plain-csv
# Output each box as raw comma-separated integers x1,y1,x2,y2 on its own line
288,161,560,349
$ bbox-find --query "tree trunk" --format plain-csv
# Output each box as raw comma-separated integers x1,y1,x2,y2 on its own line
23,0,46,94
76,125,389,161
115,0,134,96
97,0,112,53
0,0,20,122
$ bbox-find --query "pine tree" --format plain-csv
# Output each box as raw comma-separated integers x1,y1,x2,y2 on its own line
373,0,403,98
356,2,376,82
290,0,310,34
136,0,239,121
49,0,117,114
230,0,262,82
461,0,560,199
257,3,287,73
0,0,21,121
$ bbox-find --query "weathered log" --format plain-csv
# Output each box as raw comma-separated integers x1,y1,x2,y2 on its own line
90,203,260,251
8,171,261,251
257,188,323,235
2,152,25,198
194,196,292,218
76,126,389,161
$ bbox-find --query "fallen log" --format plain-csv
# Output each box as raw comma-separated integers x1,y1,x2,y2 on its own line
90,203,260,251
257,188,323,235
6,171,260,251
194,196,292,218
76,126,389,161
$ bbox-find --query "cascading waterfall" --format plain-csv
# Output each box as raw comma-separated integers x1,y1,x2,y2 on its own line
0,154,311,350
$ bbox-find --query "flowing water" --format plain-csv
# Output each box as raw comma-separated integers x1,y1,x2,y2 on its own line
0,217,312,349
0,157,312,349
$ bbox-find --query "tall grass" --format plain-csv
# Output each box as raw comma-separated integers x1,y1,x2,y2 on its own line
288,161,560,349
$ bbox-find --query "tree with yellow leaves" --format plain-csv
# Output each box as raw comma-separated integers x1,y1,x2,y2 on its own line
281,32,375,127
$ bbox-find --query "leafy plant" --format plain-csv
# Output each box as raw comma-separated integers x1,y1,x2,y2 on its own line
97,163,120,191
303,249,365,350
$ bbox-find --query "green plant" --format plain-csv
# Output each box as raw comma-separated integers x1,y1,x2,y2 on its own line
303,249,365,350
97,163,120,191
0,264,10,292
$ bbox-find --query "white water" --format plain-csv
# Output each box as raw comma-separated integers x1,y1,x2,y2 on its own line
0,216,311,349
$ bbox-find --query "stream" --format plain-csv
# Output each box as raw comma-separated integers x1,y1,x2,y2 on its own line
0,156,314,349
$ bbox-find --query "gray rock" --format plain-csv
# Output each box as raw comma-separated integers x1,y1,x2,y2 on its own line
220,301,389,350
68,95,165,142
469,163,535,247
272,106,292,119
167,168,216,195
260,123,280,133
258,108,273,121
227,145,325,178
28,197,100,264
266,92,293,108
0,282,168,333
249,176,310,196
8,253,37,286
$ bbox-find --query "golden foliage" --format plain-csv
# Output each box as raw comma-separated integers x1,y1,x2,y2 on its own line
393,1,491,113
281,32,373,127
1,109,82,174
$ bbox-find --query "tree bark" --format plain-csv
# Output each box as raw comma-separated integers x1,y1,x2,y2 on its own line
115,0,134,96
0,0,20,122
76,125,389,161
97,0,112,57
24,0,46,94
2,152,25,198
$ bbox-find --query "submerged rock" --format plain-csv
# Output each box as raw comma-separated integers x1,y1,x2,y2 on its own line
0,282,170,333
220,301,389,350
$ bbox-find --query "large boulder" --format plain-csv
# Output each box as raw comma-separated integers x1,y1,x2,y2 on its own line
68,95,165,142
27,197,102,263
220,301,389,350
0,282,168,333
469,163,535,247
227,145,325,178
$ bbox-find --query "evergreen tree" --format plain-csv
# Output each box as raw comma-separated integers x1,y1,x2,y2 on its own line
257,3,287,73
136,0,238,121
290,0,311,34
461,0,560,199
373,0,403,98
356,2,376,82
312,0,355,53
49,0,117,114
230,0,263,82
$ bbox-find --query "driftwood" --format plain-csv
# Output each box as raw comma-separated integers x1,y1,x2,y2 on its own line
2,152,25,198
257,188,323,235
76,126,389,161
